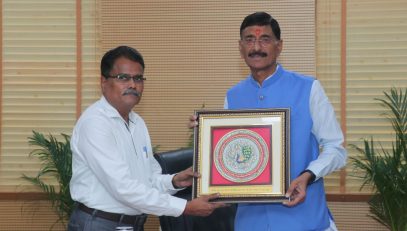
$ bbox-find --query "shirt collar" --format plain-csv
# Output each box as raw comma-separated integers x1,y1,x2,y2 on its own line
264,64,280,81
99,96,139,123
249,64,283,87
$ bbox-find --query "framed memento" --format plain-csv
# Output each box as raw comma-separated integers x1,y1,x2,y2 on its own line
192,109,290,203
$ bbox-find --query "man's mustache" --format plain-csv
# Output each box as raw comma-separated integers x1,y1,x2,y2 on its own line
248,52,267,58
123,88,142,97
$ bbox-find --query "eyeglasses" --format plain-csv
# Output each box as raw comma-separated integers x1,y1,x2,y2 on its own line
106,73,146,83
242,36,276,47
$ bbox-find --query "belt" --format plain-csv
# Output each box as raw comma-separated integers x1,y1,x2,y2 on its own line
78,203,147,226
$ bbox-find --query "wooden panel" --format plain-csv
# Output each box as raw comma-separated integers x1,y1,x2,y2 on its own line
329,201,388,231
0,200,160,231
0,199,389,231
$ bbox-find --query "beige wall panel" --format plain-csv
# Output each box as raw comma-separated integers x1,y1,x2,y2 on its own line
100,0,316,151
81,0,102,110
316,0,344,193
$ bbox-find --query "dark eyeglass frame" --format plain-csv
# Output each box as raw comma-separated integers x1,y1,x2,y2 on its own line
242,35,277,47
106,73,146,83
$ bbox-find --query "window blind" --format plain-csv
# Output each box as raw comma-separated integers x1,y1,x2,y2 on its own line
0,0,99,192
317,0,407,193
345,0,407,193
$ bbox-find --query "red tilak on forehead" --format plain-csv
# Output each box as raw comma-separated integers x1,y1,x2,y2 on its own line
255,28,261,36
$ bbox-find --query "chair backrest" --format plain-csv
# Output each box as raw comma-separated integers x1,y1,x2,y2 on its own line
154,148,236,231
154,148,193,200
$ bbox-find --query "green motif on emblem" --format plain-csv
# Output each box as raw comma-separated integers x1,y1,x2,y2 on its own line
236,145,252,163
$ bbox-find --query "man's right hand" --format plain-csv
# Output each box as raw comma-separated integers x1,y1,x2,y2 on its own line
188,115,198,129
183,193,227,216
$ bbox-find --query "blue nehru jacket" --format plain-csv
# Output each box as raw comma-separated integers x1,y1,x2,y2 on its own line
227,66,331,231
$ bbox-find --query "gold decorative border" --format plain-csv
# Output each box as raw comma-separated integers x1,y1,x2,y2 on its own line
192,109,290,203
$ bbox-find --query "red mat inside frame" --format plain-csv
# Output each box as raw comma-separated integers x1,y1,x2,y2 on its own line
210,126,272,186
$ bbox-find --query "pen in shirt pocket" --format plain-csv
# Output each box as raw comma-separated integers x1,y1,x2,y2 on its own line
143,146,148,158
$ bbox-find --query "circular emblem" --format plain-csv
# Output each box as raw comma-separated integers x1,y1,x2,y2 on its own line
213,129,269,183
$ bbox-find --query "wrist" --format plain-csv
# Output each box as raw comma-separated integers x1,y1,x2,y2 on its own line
183,201,190,215
299,169,316,185
172,174,180,189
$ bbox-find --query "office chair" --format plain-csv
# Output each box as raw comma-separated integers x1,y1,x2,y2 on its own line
154,148,236,231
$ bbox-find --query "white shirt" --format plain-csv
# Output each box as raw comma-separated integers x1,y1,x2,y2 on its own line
307,80,347,180
224,67,347,181
70,96,186,216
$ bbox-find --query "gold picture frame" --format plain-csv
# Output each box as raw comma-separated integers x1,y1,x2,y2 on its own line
192,109,290,203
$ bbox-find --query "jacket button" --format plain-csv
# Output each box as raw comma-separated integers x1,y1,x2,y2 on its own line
259,95,264,100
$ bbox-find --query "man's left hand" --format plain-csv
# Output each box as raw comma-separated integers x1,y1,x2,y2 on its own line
172,167,200,188
282,171,313,207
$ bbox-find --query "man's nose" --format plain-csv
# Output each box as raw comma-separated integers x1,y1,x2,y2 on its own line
253,40,262,50
128,81,142,92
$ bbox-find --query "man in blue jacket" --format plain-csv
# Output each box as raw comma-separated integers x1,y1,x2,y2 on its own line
191,12,347,231
227,12,347,231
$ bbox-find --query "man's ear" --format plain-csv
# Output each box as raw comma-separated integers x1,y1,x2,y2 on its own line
238,40,244,58
100,75,107,83
100,76,107,92
276,39,283,57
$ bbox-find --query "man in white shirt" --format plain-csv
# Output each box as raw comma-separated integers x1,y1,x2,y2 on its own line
68,46,225,231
